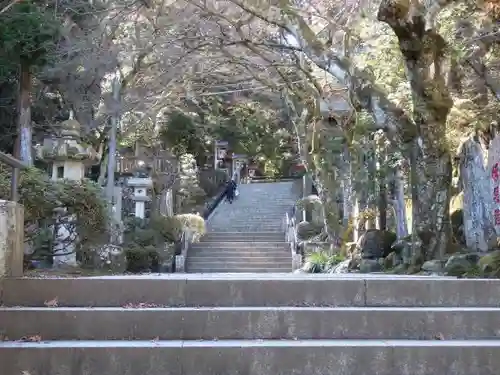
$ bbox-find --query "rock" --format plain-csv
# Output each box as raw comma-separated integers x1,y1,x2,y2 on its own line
356,229,397,259
328,259,350,273
422,259,445,273
450,192,466,246
296,221,322,240
391,263,408,274
391,237,412,264
478,250,500,277
300,261,315,273
359,259,382,273
158,259,173,273
348,254,362,271
91,245,126,273
343,242,357,257
444,253,481,276
383,251,402,270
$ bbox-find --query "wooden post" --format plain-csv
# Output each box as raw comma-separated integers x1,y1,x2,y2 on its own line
0,152,27,276
0,200,24,277
0,151,27,202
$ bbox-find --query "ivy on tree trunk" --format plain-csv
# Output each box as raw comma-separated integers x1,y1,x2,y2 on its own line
18,62,33,166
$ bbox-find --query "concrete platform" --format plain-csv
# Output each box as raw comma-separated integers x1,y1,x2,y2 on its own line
1,339,499,375
2,306,500,340
3,274,500,307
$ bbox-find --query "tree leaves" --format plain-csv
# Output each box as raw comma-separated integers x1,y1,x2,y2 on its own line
0,0,60,67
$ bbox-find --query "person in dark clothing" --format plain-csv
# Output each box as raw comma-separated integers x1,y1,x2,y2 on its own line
225,179,237,203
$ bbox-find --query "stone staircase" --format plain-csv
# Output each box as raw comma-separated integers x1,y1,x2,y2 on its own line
186,181,297,273
1,274,500,374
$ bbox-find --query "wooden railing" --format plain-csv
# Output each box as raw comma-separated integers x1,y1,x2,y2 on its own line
0,151,28,202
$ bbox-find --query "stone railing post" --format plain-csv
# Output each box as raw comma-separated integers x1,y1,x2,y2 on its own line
0,200,24,277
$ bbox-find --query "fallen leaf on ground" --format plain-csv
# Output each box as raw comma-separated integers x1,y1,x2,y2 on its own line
44,297,58,307
122,302,162,308
18,335,42,342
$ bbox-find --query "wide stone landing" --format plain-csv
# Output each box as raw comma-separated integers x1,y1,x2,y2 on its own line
3,273,500,307
1,340,499,375
2,275,500,374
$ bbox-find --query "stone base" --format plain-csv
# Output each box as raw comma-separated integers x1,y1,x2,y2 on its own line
175,255,185,273
0,200,24,277
292,254,302,271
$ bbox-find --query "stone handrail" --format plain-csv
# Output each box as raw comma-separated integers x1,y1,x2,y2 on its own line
175,228,193,273
285,211,302,271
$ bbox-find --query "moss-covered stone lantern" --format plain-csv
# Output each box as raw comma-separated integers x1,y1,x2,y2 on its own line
36,119,100,181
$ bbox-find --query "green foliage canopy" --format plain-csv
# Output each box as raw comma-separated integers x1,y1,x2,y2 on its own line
0,0,60,70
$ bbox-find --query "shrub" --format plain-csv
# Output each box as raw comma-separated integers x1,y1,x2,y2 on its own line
122,215,182,273
150,215,183,243
304,251,330,273
0,165,108,262
175,213,206,239
303,251,345,273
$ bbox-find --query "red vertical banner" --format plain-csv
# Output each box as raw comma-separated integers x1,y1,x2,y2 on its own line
488,135,500,236
493,164,500,225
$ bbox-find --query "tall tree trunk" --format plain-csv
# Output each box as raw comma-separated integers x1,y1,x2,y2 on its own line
18,61,33,166
377,165,388,231
366,135,377,229
458,136,496,251
341,144,354,237
375,133,388,230
378,0,453,262
393,167,409,239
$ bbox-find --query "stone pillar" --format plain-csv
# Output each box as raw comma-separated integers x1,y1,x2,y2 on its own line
0,201,24,277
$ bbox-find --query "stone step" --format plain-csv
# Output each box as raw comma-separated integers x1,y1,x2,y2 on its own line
212,212,286,215
1,339,499,375
188,254,291,261
190,247,289,253
191,242,287,248
216,220,283,225
187,267,291,273
3,307,500,341
190,248,289,255
225,203,293,206
187,259,291,266
214,224,283,229
214,219,284,223
186,261,291,269
200,237,286,243
208,227,283,232
4,275,499,308
201,232,285,240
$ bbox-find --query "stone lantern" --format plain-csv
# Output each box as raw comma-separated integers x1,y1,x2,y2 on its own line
37,119,99,181
126,161,153,220
36,119,100,267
